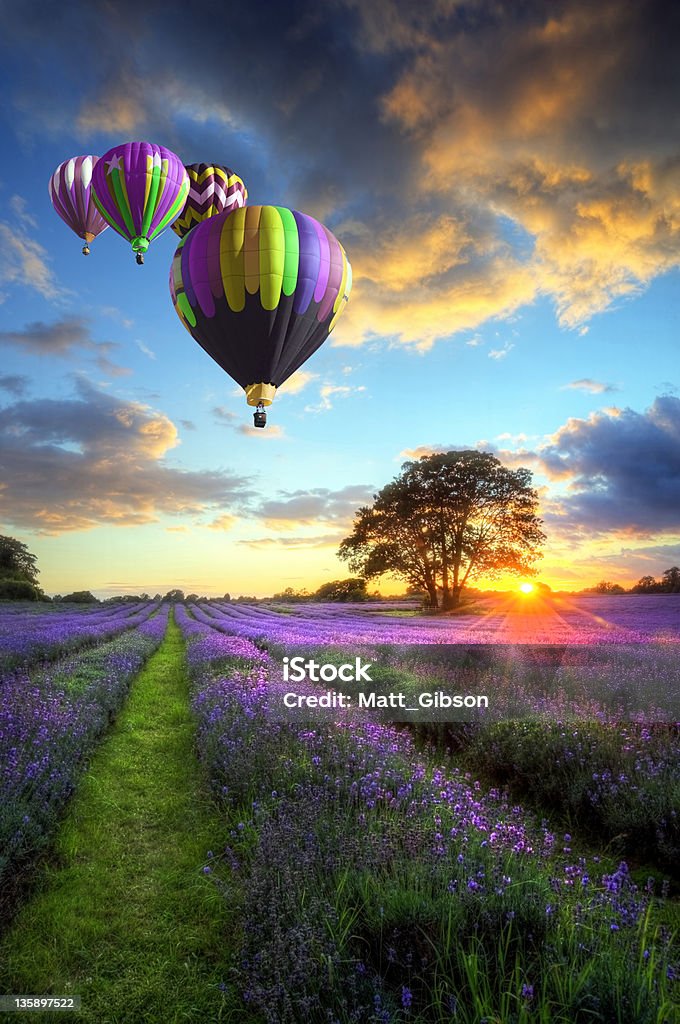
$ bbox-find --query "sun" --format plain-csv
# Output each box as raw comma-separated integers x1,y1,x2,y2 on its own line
519,582,535,595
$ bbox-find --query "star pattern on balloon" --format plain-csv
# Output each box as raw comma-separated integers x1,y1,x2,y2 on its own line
106,154,123,174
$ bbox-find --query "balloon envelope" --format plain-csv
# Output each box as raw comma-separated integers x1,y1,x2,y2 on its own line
91,141,189,255
48,156,109,246
169,205,352,406
171,163,247,239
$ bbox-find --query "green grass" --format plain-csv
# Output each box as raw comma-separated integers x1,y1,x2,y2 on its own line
0,612,241,1024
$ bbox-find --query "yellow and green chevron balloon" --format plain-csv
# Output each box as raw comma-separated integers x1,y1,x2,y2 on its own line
172,163,247,238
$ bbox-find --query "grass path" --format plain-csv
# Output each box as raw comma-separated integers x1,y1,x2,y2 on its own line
0,612,239,1023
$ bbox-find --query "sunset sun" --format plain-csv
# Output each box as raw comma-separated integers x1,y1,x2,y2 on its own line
519,582,535,594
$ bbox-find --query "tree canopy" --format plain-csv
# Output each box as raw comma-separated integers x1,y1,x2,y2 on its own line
0,535,40,586
313,578,369,602
338,450,545,609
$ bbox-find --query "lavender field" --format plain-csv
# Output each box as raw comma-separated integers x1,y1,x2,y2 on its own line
1,596,678,1022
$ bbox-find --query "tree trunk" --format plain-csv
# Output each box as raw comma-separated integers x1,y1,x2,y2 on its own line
426,582,439,609
444,586,463,610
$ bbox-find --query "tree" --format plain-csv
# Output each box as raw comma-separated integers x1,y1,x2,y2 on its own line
62,590,98,603
632,575,660,593
661,566,680,593
313,578,368,602
591,580,626,594
0,536,40,586
339,451,545,610
0,579,40,601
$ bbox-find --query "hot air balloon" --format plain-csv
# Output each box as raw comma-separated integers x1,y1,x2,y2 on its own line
171,163,247,239
169,205,351,427
48,156,109,255
91,141,189,264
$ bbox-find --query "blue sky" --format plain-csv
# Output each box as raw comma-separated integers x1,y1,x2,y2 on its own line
0,0,678,597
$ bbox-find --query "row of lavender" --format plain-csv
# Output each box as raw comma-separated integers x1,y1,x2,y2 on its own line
176,605,678,1022
0,600,161,672
190,600,680,874
0,605,169,913
197,593,680,644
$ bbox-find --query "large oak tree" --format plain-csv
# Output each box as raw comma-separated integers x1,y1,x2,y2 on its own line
338,451,545,609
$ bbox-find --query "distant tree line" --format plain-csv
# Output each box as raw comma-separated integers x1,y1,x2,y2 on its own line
2,533,679,606
583,568,680,595
631,567,680,593
272,578,373,603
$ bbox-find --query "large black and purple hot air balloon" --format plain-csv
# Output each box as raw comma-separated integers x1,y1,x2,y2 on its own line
169,205,352,426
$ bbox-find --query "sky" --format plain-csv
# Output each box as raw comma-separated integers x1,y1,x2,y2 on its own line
0,0,678,598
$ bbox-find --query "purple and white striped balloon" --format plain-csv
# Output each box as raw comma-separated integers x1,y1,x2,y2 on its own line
48,155,110,254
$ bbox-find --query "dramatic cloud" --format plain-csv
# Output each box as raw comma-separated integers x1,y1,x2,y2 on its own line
536,396,680,537
0,316,131,377
0,380,253,532
374,0,680,332
401,398,680,542
2,0,677,347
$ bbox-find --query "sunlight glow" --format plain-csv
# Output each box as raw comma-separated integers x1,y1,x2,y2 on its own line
519,582,535,594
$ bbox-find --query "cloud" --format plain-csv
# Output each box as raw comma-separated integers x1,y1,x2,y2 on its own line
562,378,618,394
206,514,238,531
0,380,252,533
0,316,131,377
277,370,318,395
77,70,147,135
213,405,285,437
135,340,157,360
10,195,38,230
239,534,341,550
377,2,679,330
535,397,680,537
0,222,64,303
402,398,680,544
4,0,678,350
213,406,239,425
488,343,514,360
304,383,367,413
338,249,537,350
236,423,285,438
256,484,376,530
0,374,28,397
